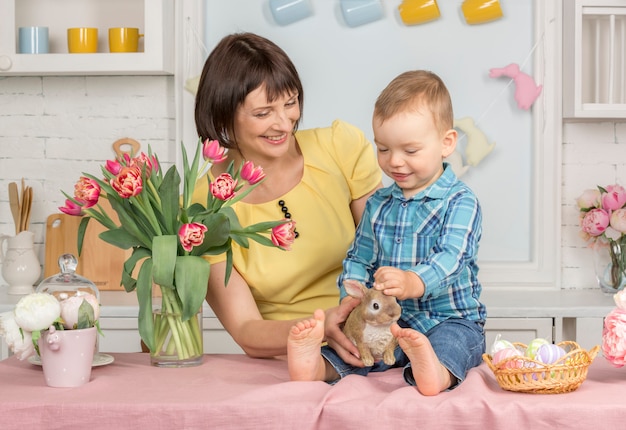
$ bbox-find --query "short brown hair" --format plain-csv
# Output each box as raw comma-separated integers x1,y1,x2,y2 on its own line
374,70,453,135
194,32,304,148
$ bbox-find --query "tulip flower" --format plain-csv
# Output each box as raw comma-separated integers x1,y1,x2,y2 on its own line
271,221,297,251
179,223,208,252
202,139,227,164
210,173,237,201
59,198,84,216
111,166,143,198
241,161,266,185
74,176,101,209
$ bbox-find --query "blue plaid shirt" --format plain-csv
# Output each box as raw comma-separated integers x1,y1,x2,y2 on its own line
338,164,486,333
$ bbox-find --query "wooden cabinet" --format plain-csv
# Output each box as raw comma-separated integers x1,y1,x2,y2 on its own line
98,316,244,354
563,0,626,118
0,0,174,75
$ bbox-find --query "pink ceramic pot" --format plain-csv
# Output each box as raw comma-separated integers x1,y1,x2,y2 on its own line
38,326,97,387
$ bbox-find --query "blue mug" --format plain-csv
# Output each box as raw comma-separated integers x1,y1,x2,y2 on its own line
19,26,49,54
340,0,384,27
270,0,313,26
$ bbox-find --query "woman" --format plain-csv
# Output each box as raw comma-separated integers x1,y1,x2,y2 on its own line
194,32,382,363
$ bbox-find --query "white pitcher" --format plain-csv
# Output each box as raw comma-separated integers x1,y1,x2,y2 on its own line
0,231,41,295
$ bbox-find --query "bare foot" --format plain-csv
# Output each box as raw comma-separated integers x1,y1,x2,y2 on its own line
391,324,452,396
288,309,327,381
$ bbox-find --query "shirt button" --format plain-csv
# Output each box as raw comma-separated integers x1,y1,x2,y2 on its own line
401,202,408,207
395,237,402,243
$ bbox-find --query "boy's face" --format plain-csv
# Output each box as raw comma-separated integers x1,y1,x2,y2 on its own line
373,107,456,199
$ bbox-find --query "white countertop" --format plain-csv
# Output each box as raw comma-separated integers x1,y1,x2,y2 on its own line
0,285,617,319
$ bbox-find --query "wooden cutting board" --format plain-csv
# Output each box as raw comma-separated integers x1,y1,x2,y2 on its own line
44,198,131,291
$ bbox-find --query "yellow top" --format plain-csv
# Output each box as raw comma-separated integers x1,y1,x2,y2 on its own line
193,120,381,321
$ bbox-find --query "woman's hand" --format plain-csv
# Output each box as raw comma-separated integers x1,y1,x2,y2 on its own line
324,296,364,367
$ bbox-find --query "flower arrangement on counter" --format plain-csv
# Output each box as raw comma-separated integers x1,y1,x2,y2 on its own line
58,139,296,364
0,291,100,360
577,184,626,290
602,289,626,367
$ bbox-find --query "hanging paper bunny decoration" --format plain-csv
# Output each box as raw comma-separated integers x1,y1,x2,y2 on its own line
489,63,542,110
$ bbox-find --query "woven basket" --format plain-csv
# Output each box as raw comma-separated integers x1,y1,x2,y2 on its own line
483,341,600,394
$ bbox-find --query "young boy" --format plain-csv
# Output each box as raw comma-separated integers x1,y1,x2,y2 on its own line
287,70,486,396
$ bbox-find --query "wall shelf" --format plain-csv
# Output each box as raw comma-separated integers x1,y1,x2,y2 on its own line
0,0,174,76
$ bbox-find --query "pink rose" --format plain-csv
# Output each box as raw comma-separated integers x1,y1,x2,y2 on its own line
210,173,237,201
240,161,266,185
602,308,626,367
602,184,626,211
581,208,610,237
74,176,101,209
111,166,143,198
271,221,297,250
576,189,601,210
179,222,208,252
610,209,626,233
202,139,227,164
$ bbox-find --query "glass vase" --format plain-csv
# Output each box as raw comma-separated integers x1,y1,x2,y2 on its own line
593,240,626,295
150,284,203,367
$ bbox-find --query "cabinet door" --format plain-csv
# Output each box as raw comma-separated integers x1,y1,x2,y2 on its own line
484,318,553,351
563,0,626,118
98,318,142,353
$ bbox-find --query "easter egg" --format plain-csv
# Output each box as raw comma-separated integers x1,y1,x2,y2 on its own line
490,337,516,355
492,347,523,369
525,338,550,359
536,344,567,364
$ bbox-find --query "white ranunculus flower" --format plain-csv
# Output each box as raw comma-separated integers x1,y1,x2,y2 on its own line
14,293,61,332
60,293,100,329
0,312,35,360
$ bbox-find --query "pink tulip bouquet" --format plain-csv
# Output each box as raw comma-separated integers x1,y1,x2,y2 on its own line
577,184,626,290
0,291,99,360
602,289,626,367
58,139,296,363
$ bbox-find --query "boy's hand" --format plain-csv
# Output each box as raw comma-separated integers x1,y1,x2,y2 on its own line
373,267,424,300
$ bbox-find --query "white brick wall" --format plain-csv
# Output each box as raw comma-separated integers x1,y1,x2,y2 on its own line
0,75,175,282
1,73,625,291
562,121,626,289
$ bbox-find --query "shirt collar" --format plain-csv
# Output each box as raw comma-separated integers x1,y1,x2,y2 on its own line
385,163,456,201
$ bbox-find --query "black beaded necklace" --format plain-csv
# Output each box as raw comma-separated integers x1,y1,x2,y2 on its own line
278,199,300,238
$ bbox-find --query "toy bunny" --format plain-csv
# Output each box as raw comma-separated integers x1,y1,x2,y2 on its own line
342,279,401,366
489,63,543,110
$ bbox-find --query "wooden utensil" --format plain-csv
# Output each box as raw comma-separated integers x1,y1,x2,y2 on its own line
24,187,33,231
20,186,32,232
8,182,20,234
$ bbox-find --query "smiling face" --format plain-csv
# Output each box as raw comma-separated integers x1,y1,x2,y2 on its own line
233,84,301,163
373,105,456,199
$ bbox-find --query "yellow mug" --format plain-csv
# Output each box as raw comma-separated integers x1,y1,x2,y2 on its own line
461,0,503,25
67,28,98,53
398,0,441,26
108,27,143,53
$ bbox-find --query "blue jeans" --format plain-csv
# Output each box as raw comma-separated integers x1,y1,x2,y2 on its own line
321,318,485,389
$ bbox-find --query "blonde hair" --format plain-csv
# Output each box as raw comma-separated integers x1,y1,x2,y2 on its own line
374,70,453,135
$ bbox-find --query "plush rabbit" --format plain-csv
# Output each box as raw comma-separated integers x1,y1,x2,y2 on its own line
342,279,402,367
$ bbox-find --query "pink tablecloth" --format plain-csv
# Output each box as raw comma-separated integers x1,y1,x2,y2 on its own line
0,353,624,430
